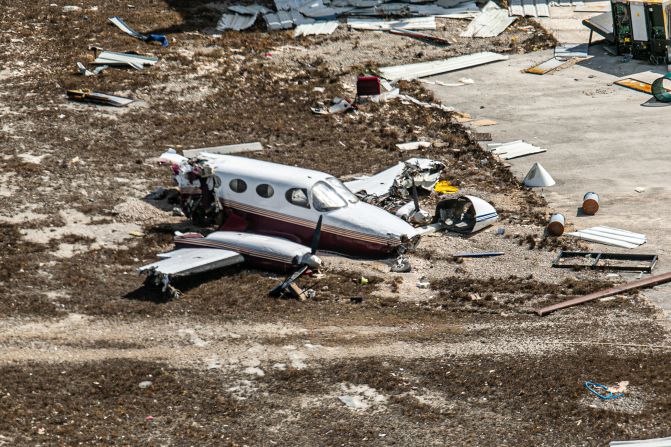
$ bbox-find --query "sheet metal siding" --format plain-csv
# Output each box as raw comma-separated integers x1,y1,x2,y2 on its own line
379,52,508,81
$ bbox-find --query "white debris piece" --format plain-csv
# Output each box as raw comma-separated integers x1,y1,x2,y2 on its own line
92,51,159,70
396,141,432,151
523,162,555,187
347,16,436,30
461,1,515,38
294,21,339,36
379,52,508,81
488,140,546,159
566,227,647,249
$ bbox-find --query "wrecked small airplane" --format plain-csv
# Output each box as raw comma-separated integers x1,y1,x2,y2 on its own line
139,150,498,298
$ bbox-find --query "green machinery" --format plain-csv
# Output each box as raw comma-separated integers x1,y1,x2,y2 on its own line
611,0,671,64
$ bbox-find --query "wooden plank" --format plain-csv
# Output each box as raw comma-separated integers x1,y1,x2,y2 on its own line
535,271,671,316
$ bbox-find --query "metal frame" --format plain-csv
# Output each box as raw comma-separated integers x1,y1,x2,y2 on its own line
552,250,657,272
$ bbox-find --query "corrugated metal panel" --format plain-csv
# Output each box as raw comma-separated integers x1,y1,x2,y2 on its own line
566,227,647,249
294,21,339,36
460,1,515,38
347,16,436,30
274,0,316,11
264,10,314,30
216,13,258,31
487,140,546,159
509,0,549,17
228,4,271,14
379,52,508,81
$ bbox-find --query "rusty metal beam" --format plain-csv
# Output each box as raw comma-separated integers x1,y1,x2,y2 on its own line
536,271,671,316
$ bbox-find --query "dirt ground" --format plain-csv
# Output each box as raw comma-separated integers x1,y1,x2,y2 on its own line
1,1,670,445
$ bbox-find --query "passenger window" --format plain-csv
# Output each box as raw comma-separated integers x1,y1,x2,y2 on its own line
229,178,247,193
256,184,274,198
286,188,310,208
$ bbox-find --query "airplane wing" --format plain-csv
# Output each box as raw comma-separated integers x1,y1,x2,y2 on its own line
138,248,244,277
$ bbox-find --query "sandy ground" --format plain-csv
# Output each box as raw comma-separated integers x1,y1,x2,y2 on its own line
1,1,670,445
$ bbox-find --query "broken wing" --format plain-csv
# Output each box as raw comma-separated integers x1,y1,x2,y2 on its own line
138,248,244,277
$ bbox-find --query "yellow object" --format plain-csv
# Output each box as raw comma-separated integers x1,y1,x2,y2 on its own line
359,276,369,285
434,180,459,194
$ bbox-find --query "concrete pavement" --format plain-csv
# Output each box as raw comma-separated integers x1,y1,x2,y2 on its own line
427,47,671,314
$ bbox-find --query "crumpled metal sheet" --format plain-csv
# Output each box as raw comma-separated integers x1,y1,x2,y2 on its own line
216,13,258,31
460,1,515,38
264,10,314,30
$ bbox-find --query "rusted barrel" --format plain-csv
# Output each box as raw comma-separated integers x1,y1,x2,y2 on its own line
582,192,600,215
547,213,565,236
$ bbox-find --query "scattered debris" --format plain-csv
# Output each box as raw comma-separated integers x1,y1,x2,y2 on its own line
460,1,515,38
433,195,499,233
525,57,573,75
216,13,259,31
311,97,354,114
378,52,508,81
347,16,436,31
566,226,646,249
523,163,555,187
92,50,159,70
453,251,504,258
509,0,550,17
552,251,657,273
469,118,497,127
547,213,565,236
652,72,671,102
398,94,453,111
416,276,430,288
610,436,671,446
66,89,134,107
582,192,600,215
488,140,546,159
109,16,169,47
396,141,431,151
535,270,671,316
555,43,589,59
76,62,107,76
182,142,264,157
294,21,339,36
584,380,626,400
63,5,82,12
434,180,459,194
387,28,450,46
138,380,152,389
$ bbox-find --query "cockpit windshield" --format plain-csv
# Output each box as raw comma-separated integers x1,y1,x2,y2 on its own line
311,181,348,211
325,177,359,204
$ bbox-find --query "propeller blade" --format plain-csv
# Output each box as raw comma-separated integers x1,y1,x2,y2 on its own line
411,178,420,212
311,215,323,255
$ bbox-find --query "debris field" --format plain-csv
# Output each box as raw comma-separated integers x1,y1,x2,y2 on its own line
1,1,670,446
